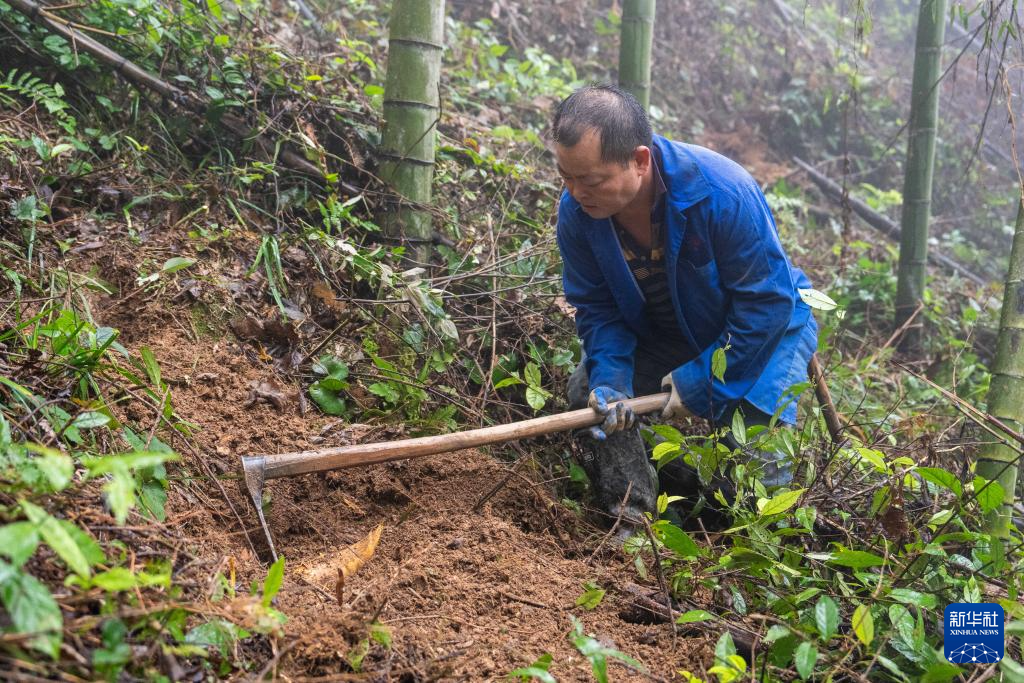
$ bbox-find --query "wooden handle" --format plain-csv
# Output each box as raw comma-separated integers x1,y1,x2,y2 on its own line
247,393,670,480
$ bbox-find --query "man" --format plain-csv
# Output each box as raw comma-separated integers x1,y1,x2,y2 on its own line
552,85,818,531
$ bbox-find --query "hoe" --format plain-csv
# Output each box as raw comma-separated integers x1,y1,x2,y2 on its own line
240,356,842,559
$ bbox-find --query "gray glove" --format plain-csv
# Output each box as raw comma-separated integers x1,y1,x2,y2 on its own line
587,386,636,440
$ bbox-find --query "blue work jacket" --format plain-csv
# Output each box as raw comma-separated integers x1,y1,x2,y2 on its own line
556,135,818,424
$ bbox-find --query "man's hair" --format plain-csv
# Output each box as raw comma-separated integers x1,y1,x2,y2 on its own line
550,84,652,165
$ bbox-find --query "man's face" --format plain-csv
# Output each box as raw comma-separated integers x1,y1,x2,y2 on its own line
553,128,649,219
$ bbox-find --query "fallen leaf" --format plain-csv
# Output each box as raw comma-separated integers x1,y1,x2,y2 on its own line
229,316,264,341
244,380,291,412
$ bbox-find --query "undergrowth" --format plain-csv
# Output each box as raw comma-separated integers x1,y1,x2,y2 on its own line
0,0,1021,680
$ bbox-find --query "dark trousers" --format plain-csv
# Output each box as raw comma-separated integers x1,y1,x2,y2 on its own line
567,343,782,526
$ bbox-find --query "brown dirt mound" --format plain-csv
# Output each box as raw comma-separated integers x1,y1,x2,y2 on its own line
129,325,714,680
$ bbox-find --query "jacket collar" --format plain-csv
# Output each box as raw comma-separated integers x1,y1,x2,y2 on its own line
652,135,712,211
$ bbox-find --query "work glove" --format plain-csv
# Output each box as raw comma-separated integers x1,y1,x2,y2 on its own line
660,373,694,421
586,386,636,440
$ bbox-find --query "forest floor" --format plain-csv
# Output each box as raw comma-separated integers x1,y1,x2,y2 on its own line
84,215,719,681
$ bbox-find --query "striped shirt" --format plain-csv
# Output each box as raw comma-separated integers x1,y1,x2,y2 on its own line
612,152,693,356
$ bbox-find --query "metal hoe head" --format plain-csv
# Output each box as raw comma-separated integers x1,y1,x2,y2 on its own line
241,455,278,561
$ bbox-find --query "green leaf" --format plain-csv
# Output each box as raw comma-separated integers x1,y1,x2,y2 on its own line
184,619,250,657
855,447,887,472
525,386,548,411
651,441,680,464
676,609,714,624
575,582,606,610
1001,658,1024,683
262,556,285,608
139,347,161,387
21,501,91,577
829,550,886,568
653,522,700,558
524,362,542,388
798,288,838,311
72,411,110,429
0,522,40,566
363,84,384,96
90,567,138,592
921,661,963,683
57,520,104,566
852,604,874,647
370,621,392,648
368,382,400,404
206,0,223,19
31,448,73,491
161,256,196,274
758,488,806,517
105,469,135,525
314,356,349,380
493,376,523,389
0,560,63,658
916,467,962,496
138,481,168,522
309,383,346,415
711,347,728,382
509,652,556,683
794,641,817,679
972,475,1006,514
887,588,937,609
730,409,747,446
815,596,839,641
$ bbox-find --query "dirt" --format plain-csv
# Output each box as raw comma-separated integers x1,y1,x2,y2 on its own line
113,321,715,681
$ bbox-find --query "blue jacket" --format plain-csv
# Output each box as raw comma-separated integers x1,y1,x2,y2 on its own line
557,135,818,424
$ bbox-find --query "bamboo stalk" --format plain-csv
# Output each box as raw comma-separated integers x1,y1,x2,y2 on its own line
618,0,656,111
378,0,445,262
252,393,669,480
976,198,1024,536
894,0,948,350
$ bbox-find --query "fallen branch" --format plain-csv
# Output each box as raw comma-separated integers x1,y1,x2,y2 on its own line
792,157,989,286
7,0,324,179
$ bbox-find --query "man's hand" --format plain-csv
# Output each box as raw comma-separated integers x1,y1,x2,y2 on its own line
587,387,636,440
660,373,694,421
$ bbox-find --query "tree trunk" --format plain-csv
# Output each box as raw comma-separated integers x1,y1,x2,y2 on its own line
618,0,655,111
894,0,947,350
976,198,1024,537
379,0,445,263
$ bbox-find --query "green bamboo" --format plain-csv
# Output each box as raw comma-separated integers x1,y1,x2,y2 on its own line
379,0,445,262
618,0,655,111
976,198,1024,537
894,0,947,349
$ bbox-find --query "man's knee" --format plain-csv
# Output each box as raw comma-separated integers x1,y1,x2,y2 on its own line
567,360,590,410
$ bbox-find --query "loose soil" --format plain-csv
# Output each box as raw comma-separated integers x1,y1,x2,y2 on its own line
121,324,715,681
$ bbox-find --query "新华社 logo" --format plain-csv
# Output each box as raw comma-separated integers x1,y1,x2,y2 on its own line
944,603,1004,664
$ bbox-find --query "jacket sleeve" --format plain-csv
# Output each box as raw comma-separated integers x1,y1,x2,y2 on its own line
670,184,796,420
556,195,638,397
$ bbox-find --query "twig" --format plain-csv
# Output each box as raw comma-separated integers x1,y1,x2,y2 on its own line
638,512,677,641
